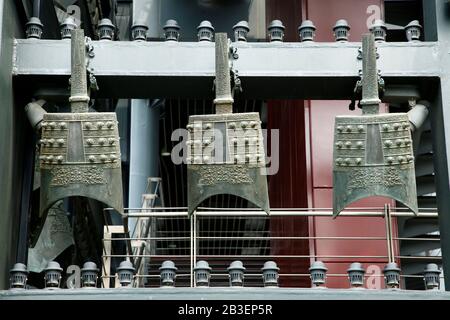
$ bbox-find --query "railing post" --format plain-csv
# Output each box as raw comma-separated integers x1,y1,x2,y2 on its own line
190,211,194,287
193,210,198,287
101,225,125,288
384,204,395,263
102,226,112,288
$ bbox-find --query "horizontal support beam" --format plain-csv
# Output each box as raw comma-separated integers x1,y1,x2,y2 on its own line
13,40,441,99
2,287,450,300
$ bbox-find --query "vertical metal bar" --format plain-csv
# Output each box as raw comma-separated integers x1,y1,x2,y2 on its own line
0,0,24,290
193,210,198,287
387,204,395,262
102,227,112,288
190,212,194,287
384,204,395,263
16,135,35,264
426,0,450,290
384,203,390,263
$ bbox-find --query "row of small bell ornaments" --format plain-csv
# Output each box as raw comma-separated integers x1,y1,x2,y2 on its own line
45,261,101,289
197,260,280,288
308,261,405,289
309,261,442,290
9,260,441,290
130,18,422,44
158,260,280,288
308,261,371,289
9,262,64,289
27,15,421,43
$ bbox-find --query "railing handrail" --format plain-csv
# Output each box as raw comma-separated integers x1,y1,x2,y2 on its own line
103,207,438,218
102,206,441,289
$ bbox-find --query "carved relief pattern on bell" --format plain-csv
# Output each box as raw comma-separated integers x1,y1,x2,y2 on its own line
334,114,415,168
186,113,265,167
39,113,121,169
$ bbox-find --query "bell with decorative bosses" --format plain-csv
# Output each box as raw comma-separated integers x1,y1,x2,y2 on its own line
333,34,418,217
39,29,123,221
186,33,269,215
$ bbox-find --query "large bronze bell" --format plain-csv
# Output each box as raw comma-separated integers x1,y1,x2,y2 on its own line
187,33,270,215
39,29,123,219
333,34,418,217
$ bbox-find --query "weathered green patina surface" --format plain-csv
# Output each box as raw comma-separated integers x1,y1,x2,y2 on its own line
333,34,418,217
39,29,123,228
187,33,269,215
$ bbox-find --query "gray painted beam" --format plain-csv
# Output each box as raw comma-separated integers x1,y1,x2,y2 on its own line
1,287,450,300
12,40,440,99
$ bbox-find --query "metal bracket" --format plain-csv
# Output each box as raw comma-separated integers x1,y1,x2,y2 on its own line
85,36,99,91
357,46,380,60
88,68,99,92
349,69,385,110
85,36,95,58
229,41,242,96
212,40,243,96
349,69,363,110
378,70,385,98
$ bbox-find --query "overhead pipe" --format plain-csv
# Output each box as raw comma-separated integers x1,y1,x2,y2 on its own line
124,0,163,274
408,100,430,133
407,100,431,157
132,0,160,39
24,99,47,131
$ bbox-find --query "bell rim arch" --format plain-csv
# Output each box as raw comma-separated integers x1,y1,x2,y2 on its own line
333,192,419,218
32,194,123,247
40,193,124,219
188,190,270,216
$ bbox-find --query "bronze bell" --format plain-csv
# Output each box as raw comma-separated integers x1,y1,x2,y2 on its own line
187,33,270,215
39,29,123,219
333,34,418,217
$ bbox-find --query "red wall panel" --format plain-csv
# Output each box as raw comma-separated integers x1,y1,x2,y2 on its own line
267,100,310,288
305,0,384,42
266,0,310,287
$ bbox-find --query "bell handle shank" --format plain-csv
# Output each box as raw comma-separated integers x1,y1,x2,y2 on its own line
214,33,234,114
70,29,90,113
360,33,381,115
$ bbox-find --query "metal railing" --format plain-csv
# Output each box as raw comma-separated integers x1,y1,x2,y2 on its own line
101,206,442,289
